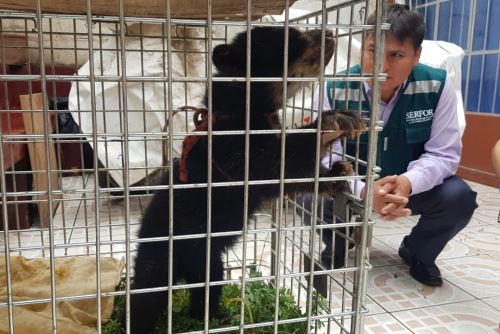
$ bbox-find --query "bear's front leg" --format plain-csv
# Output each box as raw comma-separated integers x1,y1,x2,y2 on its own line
263,110,364,196
316,111,364,195
319,110,366,148
325,160,353,195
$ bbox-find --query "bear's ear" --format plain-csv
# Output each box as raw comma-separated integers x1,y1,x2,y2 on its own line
212,44,241,73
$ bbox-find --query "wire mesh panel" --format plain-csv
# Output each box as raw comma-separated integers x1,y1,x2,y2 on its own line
0,0,385,333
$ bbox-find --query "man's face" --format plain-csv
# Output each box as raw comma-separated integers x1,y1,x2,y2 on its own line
362,33,422,101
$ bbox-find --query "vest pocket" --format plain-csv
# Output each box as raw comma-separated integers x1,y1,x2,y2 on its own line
405,126,431,144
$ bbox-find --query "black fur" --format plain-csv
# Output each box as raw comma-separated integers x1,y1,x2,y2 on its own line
129,27,364,333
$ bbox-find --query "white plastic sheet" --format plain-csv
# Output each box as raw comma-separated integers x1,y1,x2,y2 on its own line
420,40,466,137
68,25,206,186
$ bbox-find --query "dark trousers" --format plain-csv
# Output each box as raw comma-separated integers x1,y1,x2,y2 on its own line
405,175,478,265
295,194,350,268
297,176,478,266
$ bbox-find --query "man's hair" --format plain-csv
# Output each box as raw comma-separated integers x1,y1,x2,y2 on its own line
367,4,425,51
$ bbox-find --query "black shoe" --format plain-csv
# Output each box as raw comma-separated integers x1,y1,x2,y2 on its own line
398,239,443,287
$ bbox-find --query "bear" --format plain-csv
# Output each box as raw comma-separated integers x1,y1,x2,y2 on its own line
129,26,365,333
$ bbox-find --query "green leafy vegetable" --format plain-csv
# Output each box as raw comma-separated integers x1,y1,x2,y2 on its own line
102,274,326,334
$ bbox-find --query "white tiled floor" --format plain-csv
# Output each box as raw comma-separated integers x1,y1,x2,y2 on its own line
391,300,500,334
1,176,499,333
363,181,500,334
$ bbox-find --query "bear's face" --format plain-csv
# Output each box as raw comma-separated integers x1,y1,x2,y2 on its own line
213,27,335,108
213,27,335,77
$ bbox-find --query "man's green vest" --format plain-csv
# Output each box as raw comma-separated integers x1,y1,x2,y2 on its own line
327,63,446,177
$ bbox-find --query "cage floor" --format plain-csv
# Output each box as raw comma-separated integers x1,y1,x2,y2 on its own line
1,176,499,333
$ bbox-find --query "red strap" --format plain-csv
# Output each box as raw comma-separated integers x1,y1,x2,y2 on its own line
178,107,216,183
178,134,197,183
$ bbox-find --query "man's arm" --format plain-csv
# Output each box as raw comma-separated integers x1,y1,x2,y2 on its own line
313,83,365,196
377,76,460,219
402,76,461,195
315,81,334,113
312,82,342,169
313,81,410,220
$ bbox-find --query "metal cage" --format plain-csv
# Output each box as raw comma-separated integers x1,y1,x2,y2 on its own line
0,0,386,333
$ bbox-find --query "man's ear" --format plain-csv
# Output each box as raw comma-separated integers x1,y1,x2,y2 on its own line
413,46,422,66
212,44,239,70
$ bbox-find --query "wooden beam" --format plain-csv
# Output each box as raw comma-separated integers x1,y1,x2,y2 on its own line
0,34,28,65
0,0,296,20
459,113,500,187
457,166,498,188
20,93,61,228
